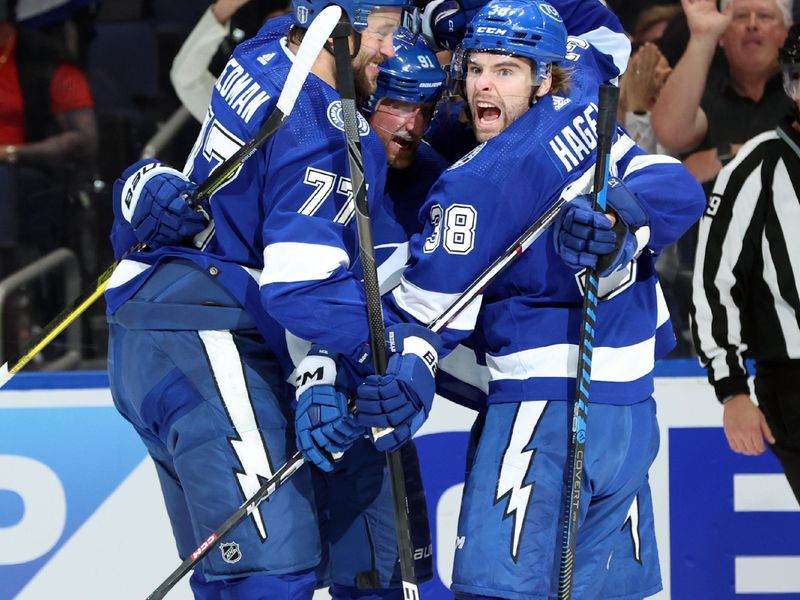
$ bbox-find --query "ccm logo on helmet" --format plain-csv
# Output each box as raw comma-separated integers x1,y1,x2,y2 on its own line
475,26,507,34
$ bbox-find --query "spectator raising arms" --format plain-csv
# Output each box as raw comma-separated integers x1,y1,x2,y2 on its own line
651,0,792,184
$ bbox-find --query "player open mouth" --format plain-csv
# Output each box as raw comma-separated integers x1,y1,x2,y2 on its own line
476,101,502,127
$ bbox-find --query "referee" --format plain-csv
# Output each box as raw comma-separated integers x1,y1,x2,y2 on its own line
691,23,800,505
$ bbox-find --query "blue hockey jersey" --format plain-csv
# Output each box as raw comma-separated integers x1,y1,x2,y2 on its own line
385,40,706,406
106,25,392,376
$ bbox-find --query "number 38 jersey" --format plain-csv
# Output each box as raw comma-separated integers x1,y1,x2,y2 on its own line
105,24,392,373
385,39,706,406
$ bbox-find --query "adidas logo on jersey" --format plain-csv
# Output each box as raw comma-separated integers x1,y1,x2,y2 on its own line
552,95,571,111
257,52,276,66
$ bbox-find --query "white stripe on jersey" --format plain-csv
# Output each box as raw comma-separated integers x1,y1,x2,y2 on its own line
260,241,350,284
439,343,490,394
391,275,482,331
621,153,681,178
486,335,656,384
656,281,670,328
106,259,152,290
693,162,763,380
766,159,800,353
579,26,631,75
376,241,409,294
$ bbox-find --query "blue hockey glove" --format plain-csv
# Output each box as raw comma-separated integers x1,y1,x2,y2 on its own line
294,346,364,472
555,178,650,277
116,159,208,249
356,323,442,453
421,0,472,51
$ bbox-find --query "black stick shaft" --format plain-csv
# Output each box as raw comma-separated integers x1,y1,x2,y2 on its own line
331,27,421,600
557,84,620,600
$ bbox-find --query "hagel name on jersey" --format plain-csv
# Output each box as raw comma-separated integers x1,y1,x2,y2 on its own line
548,102,599,173
215,57,271,124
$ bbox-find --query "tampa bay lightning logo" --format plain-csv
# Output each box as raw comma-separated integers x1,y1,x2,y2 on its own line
447,142,486,171
326,101,370,137
539,2,563,22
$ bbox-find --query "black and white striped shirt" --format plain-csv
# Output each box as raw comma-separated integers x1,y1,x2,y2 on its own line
691,119,800,401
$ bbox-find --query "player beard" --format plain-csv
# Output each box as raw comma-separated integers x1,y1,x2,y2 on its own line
470,93,529,142
352,50,382,99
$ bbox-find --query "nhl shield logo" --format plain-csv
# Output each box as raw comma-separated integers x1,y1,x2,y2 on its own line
220,542,242,564
296,6,309,23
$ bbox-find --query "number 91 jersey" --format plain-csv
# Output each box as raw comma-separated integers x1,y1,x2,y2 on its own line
184,28,390,368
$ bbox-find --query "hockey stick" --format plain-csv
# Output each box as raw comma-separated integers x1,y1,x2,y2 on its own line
144,452,307,600
331,23,422,600
425,121,629,334
143,120,628,597
0,5,342,391
557,84,620,600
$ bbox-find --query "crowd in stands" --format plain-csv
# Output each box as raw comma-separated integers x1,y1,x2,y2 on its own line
0,0,796,367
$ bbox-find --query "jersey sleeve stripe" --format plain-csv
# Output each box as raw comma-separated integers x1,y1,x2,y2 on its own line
486,335,656,384
579,26,631,74
260,242,350,284
621,154,681,179
391,276,482,331
107,259,153,290
692,156,764,381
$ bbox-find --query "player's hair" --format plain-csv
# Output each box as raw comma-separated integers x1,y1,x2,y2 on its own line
719,0,793,26
288,24,306,46
549,64,571,96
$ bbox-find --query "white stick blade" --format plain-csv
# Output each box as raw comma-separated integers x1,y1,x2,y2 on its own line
0,362,10,390
277,5,342,115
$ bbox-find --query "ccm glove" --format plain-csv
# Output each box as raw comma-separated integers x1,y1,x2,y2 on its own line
356,323,442,452
294,346,363,472
116,159,208,249
555,177,650,277
422,0,469,51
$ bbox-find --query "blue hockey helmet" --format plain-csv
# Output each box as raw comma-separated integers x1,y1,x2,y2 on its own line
364,28,447,113
292,0,421,36
452,0,567,87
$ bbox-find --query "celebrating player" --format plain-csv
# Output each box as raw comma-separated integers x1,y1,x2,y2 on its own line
355,0,706,597
104,1,435,598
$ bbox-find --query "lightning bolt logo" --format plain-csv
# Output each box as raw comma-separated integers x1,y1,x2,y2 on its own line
623,493,642,563
494,401,548,562
200,331,275,541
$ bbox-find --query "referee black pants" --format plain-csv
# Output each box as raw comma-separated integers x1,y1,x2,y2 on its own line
755,360,800,505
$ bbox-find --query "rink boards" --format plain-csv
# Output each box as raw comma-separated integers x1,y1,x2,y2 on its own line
1,362,798,599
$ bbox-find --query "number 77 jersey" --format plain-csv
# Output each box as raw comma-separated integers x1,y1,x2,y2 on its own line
183,32,392,368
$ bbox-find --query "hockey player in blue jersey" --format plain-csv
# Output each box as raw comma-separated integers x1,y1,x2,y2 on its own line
356,1,706,598
365,29,449,240
106,2,656,598
420,0,632,162
104,1,440,598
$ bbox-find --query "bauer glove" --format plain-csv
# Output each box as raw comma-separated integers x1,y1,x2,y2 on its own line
356,323,441,453
554,177,650,278
116,159,208,250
